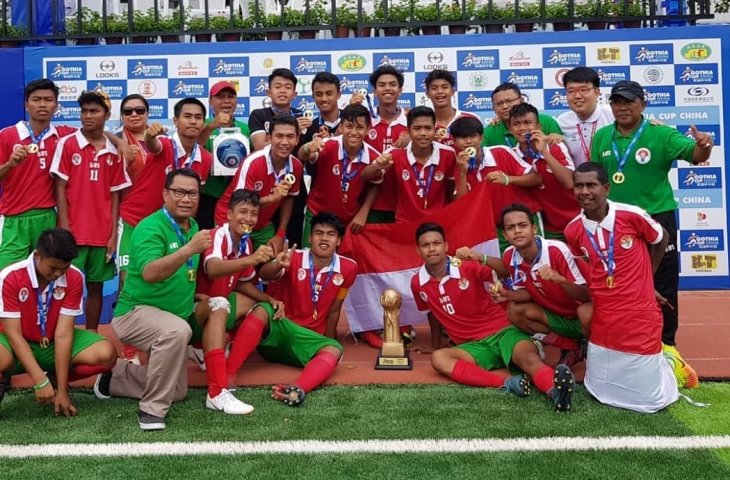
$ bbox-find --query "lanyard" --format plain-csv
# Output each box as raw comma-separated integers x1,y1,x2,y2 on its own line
271,105,296,118
161,207,195,280
508,237,542,289
584,226,616,287
271,154,292,184
170,138,198,170
309,252,336,320
576,120,598,161
612,119,648,177
237,233,250,258
365,93,376,118
35,280,55,343
340,147,362,195
411,161,436,209
524,133,543,159
24,121,50,146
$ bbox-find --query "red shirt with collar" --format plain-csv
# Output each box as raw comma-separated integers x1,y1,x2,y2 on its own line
50,131,131,246
266,249,357,335
306,136,382,223
0,254,84,342
119,135,212,227
0,122,76,215
365,110,408,212
215,146,304,228
564,201,664,355
503,237,586,318
196,224,256,298
435,110,480,148
411,258,510,345
514,143,580,234
387,142,457,223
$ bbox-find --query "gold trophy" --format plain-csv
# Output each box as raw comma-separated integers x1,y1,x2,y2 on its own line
375,288,413,370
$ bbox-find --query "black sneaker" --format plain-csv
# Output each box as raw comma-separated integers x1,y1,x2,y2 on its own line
138,410,166,431
551,364,575,413
0,375,10,406
94,371,112,400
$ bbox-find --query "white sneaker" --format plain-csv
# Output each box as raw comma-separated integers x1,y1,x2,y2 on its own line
188,345,206,372
206,389,254,415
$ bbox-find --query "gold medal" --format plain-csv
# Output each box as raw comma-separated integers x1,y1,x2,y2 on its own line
437,128,447,138
39,336,50,349
187,269,196,282
27,143,39,154
606,275,615,289
284,173,296,185
450,257,462,268
342,193,348,203
241,224,252,234
465,147,477,157
358,88,368,96
612,172,625,184
303,110,314,120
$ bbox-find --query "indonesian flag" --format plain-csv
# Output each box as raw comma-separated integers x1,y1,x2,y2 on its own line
340,183,499,333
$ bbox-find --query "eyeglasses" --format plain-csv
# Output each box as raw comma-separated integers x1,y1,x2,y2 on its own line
122,107,147,116
165,188,199,199
566,87,596,97
494,97,522,108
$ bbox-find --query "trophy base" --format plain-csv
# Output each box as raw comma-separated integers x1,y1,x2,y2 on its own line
375,352,413,370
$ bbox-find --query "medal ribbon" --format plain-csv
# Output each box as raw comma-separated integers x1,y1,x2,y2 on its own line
171,138,199,170
161,207,194,273
584,227,615,280
271,153,292,184
237,233,250,258
340,147,362,195
524,133,544,159
35,280,55,341
411,161,436,205
507,236,542,289
309,251,336,318
365,93,376,118
611,118,648,178
576,120,597,161
24,121,50,147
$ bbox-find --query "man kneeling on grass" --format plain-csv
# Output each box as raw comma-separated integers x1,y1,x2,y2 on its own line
410,223,575,412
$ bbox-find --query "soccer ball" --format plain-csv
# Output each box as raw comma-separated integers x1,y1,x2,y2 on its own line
216,138,248,169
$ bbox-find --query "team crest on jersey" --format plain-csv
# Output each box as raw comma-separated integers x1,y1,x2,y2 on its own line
333,273,344,286
401,169,410,181
106,157,114,166
18,287,29,303
419,291,428,302
53,287,66,300
635,148,651,165
332,164,341,175
297,268,307,281
620,235,634,249
254,181,264,192
368,129,378,140
434,170,445,182
71,153,82,166
458,278,470,290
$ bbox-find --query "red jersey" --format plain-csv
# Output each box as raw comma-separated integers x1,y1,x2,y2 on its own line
306,136,381,222
267,249,357,335
119,134,212,227
564,201,664,355
366,109,407,211
514,143,580,234
435,110,480,148
0,253,84,342
411,258,511,344
0,122,76,216
466,146,539,225
503,237,586,318
196,224,256,298
50,131,131,246
388,142,457,223
215,145,304,228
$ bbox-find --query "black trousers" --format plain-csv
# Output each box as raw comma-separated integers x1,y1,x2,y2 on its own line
651,210,679,346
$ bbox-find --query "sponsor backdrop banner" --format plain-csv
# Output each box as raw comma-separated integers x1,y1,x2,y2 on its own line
23,25,730,289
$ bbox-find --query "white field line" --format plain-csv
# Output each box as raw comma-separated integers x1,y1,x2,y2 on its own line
1,436,730,458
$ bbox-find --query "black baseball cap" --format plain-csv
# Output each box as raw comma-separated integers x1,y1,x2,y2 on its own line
609,80,644,101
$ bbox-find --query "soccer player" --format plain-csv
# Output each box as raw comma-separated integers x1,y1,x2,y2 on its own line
196,81,251,230
366,106,465,224
215,115,304,256
0,79,75,271
0,228,116,415
564,163,679,412
423,69,478,147
50,90,131,333
411,223,575,412
557,67,614,166
483,83,562,148
591,80,713,387
449,116,541,252
94,169,212,431
228,212,357,407
299,104,381,245
190,189,286,414
508,103,580,239
300,71,343,145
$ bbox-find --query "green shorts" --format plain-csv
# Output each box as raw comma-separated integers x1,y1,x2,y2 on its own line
72,245,116,283
455,326,532,372
544,308,584,339
187,292,240,345
0,208,57,271
366,209,395,224
116,219,135,273
497,213,544,253
251,222,275,250
0,328,106,375
256,303,342,368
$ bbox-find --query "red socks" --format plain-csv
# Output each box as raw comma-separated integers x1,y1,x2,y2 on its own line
543,332,579,351
451,360,508,388
68,363,112,382
205,349,227,398
226,313,266,382
295,351,339,393
532,365,554,394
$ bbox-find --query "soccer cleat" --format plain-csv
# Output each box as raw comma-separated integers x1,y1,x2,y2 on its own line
551,364,575,412
663,344,700,389
359,330,383,349
188,345,206,372
501,374,531,398
206,389,254,415
271,384,306,407
94,371,112,400
138,410,165,431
